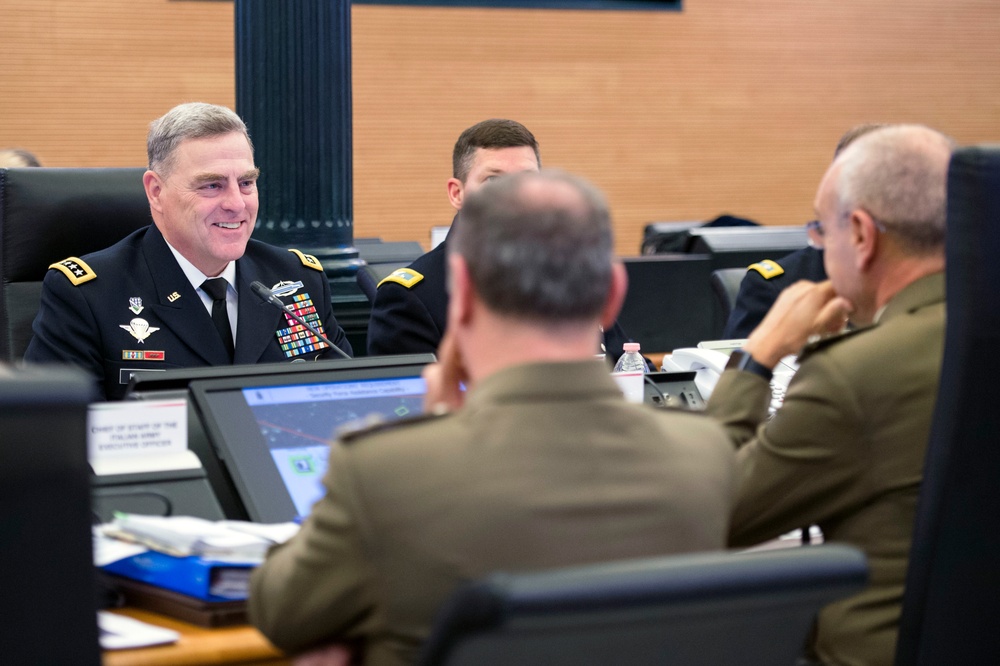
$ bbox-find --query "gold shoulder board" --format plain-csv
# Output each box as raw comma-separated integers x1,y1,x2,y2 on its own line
377,268,424,289
748,259,785,279
288,249,324,272
48,257,97,285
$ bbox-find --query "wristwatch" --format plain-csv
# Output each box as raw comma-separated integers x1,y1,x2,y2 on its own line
726,349,774,382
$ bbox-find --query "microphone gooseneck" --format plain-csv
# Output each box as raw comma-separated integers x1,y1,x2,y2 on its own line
250,280,351,359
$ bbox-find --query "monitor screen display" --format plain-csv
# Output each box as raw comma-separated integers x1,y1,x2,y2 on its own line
190,359,433,522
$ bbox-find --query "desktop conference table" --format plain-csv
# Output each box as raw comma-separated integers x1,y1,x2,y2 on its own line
102,608,288,666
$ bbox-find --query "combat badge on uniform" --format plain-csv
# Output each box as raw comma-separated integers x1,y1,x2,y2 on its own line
49,257,96,285
120,318,160,344
288,249,324,272
748,259,785,279
274,290,330,359
377,268,424,289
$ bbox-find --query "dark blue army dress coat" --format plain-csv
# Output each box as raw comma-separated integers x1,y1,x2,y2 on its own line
25,224,351,400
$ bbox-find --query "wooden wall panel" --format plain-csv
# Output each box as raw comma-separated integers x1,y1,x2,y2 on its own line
2,0,999,256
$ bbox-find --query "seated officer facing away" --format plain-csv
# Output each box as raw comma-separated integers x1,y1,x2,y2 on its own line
250,170,736,666
707,124,953,666
24,102,351,399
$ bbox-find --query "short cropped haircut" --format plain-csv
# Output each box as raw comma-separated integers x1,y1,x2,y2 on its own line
450,170,614,325
147,103,253,176
833,124,954,256
452,119,540,183
0,148,42,168
834,122,890,157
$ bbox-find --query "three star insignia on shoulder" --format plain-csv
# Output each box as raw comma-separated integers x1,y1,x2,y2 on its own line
748,259,785,280
377,268,424,289
49,257,96,285
288,249,324,272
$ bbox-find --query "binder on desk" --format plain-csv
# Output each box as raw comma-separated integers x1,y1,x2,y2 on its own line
101,550,255,602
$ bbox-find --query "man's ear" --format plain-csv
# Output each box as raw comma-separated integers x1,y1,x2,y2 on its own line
446,253,474,328
600,262,628,329
446,178,464,211
143,170,165,213
851,209,880,271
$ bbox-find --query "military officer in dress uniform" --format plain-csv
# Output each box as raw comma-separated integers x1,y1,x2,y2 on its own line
24,103,351,400
366,118,640,365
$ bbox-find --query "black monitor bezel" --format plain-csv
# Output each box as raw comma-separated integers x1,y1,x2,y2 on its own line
187,355,435,523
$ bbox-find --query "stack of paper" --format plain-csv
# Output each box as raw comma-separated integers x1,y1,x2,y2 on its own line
102,513,298,563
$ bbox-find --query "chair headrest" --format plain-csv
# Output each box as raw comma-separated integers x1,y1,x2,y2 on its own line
0,167,152,281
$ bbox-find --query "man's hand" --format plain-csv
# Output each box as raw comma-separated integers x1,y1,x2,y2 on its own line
744,280,853,368
292,644,354,666
422,329,467,413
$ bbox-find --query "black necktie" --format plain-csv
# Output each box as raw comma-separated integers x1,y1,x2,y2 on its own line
200,278,234,361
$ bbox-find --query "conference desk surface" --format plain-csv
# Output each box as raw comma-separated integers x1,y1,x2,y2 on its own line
102,608,288,666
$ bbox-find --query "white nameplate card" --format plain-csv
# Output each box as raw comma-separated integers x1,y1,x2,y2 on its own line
88,400,199,476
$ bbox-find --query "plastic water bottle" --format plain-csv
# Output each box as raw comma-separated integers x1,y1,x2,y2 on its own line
612,342,646,403
613,342,647,373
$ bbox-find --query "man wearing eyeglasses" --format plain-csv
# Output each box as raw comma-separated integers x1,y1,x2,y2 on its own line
723,124,889,339
705,124,953,666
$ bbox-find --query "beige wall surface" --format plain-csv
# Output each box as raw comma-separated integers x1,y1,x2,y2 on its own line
2,0,998,255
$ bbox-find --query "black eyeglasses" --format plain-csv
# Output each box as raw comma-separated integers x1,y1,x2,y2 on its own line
805,220,824,249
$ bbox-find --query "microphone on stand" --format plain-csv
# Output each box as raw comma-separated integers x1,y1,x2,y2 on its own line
250,280,351,360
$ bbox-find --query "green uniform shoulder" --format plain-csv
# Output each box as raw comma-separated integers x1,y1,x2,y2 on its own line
338,410,449,445
797,324,874,362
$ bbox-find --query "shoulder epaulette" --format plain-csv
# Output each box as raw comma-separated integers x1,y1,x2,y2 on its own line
48,257,97,285
377,268,424,290
339,411,448,445
288,248,324,272
747,259,785,280
797,325,873,362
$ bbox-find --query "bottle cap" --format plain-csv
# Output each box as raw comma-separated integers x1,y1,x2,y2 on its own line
623,342,640,352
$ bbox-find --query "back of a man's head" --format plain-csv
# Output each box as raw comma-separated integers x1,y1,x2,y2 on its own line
0,148,42,168
147,102,253,177
452,119,540,183
833,124,954,256
450,170,614,326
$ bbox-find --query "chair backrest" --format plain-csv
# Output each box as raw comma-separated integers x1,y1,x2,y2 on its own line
0,366,99,664
710,267,746,329
894,145,1000,665
0,167,151,361
417,544,868,666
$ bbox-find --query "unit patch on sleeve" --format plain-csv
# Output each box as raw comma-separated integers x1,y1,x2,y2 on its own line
748,259,785,280
274,291,331,358
49,257,97,285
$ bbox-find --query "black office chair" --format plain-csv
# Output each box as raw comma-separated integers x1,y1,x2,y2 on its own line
417,544,868,666
0,167,152,361
894,145,1000,664
710,266,747,331
0,366,99,664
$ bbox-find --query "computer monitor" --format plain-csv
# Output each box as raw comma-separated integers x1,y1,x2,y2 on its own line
617,255,716,353
685,226,809,270
0,366,100,664
189,356,437,523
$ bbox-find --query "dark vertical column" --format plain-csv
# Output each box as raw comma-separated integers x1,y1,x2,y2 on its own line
234,0,359,276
